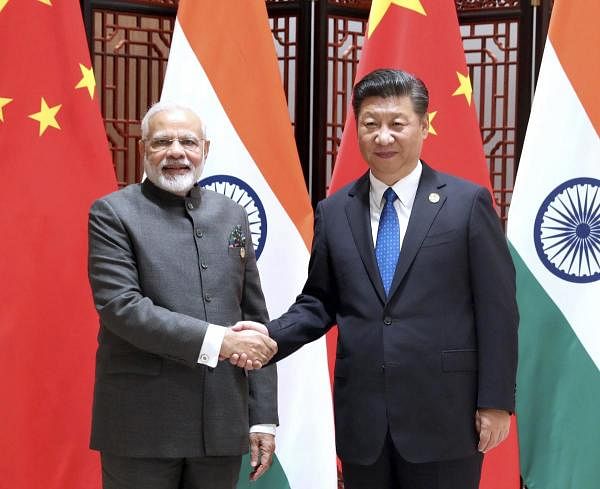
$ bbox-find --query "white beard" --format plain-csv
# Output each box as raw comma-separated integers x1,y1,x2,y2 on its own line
144,155,205,196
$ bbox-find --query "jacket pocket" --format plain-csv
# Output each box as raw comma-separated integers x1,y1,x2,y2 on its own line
106,352,162,376
442,349,478,372
421,230,457,248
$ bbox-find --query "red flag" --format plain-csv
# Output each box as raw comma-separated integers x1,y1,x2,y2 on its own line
327,1,520,488
0,1,116,488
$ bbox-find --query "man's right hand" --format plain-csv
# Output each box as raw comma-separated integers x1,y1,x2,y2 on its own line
219,327,277,370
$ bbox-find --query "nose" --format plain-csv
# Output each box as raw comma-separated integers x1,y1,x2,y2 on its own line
375,126,394,145
166,139,186,156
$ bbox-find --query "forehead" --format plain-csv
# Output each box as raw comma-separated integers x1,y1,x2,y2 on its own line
357,95,416,118
148,109,203,136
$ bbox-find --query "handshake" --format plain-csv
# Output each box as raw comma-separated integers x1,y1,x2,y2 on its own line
219,321,276,370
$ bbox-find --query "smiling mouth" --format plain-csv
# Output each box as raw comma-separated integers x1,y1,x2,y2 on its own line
162,165,191,174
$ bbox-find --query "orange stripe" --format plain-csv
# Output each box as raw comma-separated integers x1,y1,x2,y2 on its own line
178,1,313,249
549,0,600,135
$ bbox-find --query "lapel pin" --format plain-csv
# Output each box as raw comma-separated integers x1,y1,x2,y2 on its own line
428,192,440,203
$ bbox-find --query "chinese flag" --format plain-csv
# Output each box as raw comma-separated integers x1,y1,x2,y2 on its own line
328,1,520,488
0,1,116,488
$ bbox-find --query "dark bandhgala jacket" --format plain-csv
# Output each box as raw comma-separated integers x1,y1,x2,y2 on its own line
269,163,518,465
88,179,277,458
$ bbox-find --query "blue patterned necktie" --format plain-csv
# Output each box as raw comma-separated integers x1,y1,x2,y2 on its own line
376,187,400,296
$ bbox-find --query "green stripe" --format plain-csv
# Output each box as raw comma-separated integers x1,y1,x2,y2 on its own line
236,453,291,489
510,244,600,489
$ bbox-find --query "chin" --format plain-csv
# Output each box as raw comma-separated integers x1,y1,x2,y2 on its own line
144,160,204,196
158,173,196,194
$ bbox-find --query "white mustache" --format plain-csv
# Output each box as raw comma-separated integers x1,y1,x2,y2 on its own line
159,158,192,170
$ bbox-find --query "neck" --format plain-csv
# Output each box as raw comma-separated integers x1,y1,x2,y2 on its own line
371,163,418,186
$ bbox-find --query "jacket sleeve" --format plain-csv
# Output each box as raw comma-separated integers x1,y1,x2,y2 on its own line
468,187,519,411
268,201,338,362
238,207,279,426
88,198,209,367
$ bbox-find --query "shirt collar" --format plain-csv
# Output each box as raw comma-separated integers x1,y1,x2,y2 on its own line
369,161,423,210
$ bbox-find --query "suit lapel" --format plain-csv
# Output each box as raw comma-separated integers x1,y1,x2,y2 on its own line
345,172,386,304
387,163,447,300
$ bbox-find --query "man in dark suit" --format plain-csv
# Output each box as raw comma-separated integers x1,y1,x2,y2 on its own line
235,69,518,489
88,103,278,489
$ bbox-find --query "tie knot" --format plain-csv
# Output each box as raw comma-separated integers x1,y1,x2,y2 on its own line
383,187,398,206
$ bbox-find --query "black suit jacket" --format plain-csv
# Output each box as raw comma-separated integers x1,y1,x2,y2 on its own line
269,163,518,464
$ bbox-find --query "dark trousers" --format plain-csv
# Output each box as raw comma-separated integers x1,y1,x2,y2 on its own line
342,433,483,489
101,452,242,489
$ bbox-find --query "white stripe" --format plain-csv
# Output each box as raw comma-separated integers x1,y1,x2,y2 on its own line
508,42,600,369
162,22,337,488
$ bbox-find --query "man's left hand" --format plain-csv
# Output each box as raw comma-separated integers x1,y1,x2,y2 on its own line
476,408,511,453
248,432,275,481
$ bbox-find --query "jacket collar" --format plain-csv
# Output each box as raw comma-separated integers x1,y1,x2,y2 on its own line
345,162,448,303
141,178,203,207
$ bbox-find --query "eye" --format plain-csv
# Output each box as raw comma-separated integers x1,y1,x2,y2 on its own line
151,138,171,149
180,138,199,149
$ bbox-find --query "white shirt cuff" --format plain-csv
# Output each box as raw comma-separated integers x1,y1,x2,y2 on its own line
250,424,276,435
197,324,226,368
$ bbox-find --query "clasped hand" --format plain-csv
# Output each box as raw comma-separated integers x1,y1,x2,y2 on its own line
219,321,276,370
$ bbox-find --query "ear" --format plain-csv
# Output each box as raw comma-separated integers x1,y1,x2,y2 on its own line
420,114,430,139
138,139,146,160
203,139,211,158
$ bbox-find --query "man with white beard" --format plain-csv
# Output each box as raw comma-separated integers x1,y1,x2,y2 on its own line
140,103,208,195
87,103,278,489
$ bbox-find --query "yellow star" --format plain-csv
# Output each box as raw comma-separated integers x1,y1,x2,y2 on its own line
75,63,96,99
28,97,62,136
0,97,13,123
368,0,426,38
452,71,473,106
428,111,437,135
1,0,52,13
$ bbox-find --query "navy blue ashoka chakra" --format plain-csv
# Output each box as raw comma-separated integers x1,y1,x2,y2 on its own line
534,177,600,283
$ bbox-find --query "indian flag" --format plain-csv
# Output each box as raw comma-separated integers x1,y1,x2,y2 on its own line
506,1,600,488
160,2,337,488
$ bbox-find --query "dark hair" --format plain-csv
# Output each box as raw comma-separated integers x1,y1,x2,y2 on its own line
352,69,429,119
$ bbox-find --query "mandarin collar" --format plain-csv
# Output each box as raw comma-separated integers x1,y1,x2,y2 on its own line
141,178,202,207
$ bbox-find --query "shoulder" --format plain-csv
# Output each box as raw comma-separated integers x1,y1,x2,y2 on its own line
90,183,143,213
429,167,484,194
424,165,489,205
317,172,369,210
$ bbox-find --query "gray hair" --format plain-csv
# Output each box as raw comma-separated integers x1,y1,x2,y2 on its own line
140,101,207,140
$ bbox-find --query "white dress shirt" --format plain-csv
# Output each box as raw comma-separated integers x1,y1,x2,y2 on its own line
369,161,422,249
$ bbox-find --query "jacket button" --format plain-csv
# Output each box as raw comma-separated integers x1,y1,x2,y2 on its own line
205,294,211,302
186,201,194,210
195,229,203,238
201,261,208,270
383,317,392,325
